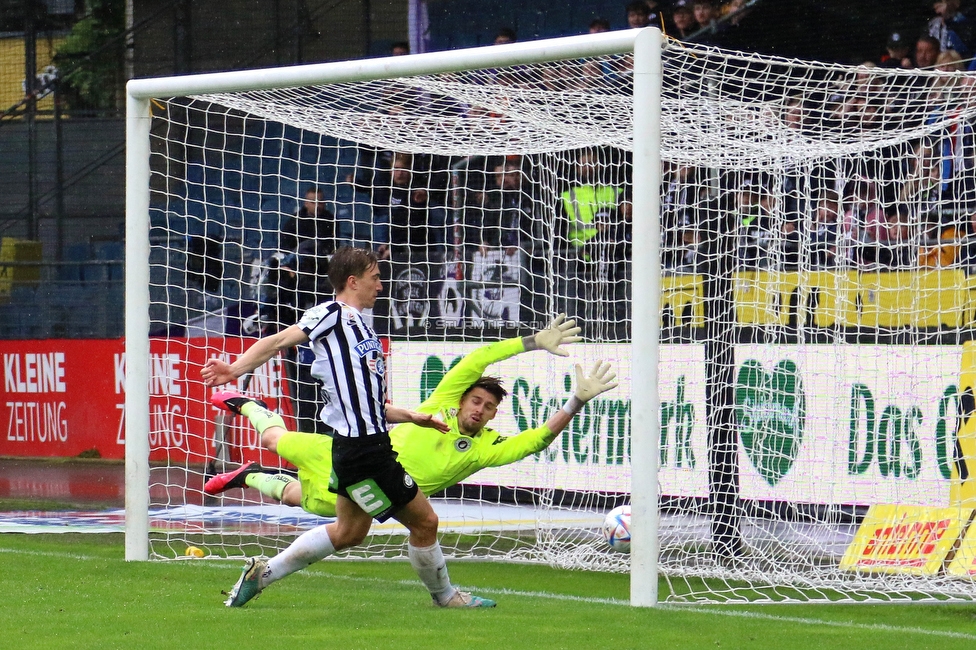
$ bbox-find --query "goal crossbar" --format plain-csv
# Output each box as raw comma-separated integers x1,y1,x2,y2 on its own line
125,30,644,99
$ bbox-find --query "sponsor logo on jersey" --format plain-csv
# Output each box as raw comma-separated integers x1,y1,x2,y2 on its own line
455,437,472,452
354,338,383,357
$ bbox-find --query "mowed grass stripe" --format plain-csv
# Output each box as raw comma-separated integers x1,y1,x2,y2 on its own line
3,542,976,644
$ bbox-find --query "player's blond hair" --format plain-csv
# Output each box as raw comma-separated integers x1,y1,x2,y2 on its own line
328,247,378,292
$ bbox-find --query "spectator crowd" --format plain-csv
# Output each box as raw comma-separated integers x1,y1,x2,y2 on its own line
251,0,976,341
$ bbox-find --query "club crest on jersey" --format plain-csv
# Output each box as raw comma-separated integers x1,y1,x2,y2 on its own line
368,356,386,376
454,437,472,452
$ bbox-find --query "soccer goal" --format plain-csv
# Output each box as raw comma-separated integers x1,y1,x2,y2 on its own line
126,27,976,604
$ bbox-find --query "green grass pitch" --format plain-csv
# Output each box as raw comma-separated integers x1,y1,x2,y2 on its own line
4,533,976,649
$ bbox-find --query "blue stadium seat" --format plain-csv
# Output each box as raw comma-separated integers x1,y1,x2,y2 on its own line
95,241,125,282
59,243,89,282
172,123,359,248
96,241,123,261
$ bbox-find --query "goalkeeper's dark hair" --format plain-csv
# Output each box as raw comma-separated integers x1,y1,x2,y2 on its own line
462,375,508,403
329,247,378,292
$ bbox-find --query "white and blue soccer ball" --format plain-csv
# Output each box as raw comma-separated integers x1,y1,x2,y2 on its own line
602,505,631,553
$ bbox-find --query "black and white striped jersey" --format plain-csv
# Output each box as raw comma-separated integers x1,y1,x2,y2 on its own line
298,300,388,439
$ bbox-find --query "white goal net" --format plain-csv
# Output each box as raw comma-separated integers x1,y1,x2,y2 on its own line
128,30,976,603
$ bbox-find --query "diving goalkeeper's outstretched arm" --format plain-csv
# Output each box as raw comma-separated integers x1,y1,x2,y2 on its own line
472,359,618,469
542,360,618,438
422,313,582,409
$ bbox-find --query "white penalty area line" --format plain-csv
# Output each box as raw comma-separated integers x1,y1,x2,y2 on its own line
0,547,109,561
4,547,975,641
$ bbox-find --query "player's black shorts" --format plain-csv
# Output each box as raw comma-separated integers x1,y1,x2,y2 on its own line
329,433,418,522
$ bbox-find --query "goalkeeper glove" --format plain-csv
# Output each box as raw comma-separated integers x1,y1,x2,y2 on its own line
563,360,618,415
525,313,582,357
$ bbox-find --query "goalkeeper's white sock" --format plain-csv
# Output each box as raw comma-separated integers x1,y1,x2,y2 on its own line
408,541,455,604
244,471,296,501
240,401,286,434
263,524,335,588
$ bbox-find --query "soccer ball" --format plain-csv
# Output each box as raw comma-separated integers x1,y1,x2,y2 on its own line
602,505,631,553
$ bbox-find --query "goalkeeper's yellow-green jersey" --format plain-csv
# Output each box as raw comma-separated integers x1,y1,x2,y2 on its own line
390,337,554,496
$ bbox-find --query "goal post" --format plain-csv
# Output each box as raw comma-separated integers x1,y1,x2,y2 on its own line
630,27,663,608
124,28,664,602
124,91,151,563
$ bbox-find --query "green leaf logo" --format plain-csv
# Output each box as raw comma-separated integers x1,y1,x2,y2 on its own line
735,359,806,487
420,356,446,403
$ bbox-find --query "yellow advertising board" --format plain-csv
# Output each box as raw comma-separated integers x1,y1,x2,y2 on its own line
661,273,704,329
952,341,976,507
839,504,971,576
0,34,65,113
0,238,42,303
660,269,974,331
945,520,976,577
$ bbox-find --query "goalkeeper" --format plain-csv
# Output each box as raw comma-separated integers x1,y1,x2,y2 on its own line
205,314,617,523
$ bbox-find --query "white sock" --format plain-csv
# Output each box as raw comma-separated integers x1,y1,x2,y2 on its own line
408,541,455,603
262,524,336,588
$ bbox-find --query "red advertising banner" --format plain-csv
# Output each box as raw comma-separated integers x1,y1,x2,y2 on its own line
0,338,296,464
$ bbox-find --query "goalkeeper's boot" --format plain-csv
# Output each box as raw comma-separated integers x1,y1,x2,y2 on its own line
204,461,266,495
211,390,267,415
224,557,267,607
436,589,496,608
